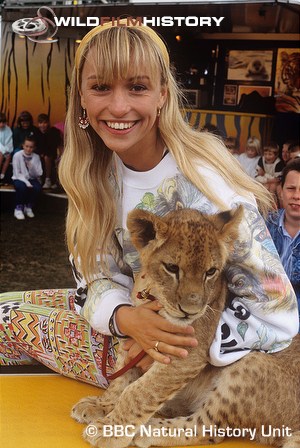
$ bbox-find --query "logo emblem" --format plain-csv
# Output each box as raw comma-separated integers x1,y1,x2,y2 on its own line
12,6,58,43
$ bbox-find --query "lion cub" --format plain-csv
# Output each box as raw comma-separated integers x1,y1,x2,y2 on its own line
72,206,300,448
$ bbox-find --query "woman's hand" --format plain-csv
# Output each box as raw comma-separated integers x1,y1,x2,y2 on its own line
115,301,198,365
121,339,153,373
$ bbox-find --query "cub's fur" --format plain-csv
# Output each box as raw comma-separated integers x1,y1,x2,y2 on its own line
72,207,300,448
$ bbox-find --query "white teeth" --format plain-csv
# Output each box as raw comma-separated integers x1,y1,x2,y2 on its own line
106,121,135,130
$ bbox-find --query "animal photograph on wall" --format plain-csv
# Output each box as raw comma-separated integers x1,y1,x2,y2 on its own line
227,50,273,82
274,48,300,113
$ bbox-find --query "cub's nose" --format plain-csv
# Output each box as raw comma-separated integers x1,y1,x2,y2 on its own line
187,292,201,304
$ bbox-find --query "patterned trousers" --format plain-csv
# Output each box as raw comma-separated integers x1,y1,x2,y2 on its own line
0,289,118,388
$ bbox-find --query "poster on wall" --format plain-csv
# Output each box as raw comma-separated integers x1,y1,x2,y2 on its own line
237,85,272,105
223,84,237,105
227,50,273,82
274,48,300,113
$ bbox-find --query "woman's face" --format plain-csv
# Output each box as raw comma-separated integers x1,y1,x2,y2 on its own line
282,170,300,221
80,50,167,166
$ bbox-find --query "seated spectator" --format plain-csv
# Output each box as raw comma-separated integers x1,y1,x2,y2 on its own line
266,159,300,328
224,136,239,158
201,122,223,138
12,136,43,220
255,142,285,194
0,112,13,183
238,136,261,178
36,113,63,189
281,140,295,165
12,111,39,156
277,140,299,207
288,142,300,161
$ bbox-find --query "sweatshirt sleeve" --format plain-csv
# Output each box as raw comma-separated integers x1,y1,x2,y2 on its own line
0,127,13,154
209,202,299,366
30,154,43,178
71,252,134,335
196,165,299,366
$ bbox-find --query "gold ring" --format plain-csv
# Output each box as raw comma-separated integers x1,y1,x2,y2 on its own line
154,341,160,352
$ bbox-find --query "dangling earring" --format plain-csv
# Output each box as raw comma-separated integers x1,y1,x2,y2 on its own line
157,108,161,117
78,108,89,129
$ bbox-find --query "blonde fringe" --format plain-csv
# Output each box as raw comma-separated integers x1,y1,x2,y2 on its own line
59,26,273,283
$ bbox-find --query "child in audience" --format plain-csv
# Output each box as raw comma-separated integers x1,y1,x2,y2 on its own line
0,112,13,183
281,140,294,165
256,142,285,193
12,111,39,156
266,158,300,329
224,136,239,158
12,136,43,220
238,136,261,178
36,113,63,189
288,142,300,161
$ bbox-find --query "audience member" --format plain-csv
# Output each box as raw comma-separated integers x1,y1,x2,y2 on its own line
255,142,285,194
201,122,223,138
224,136,239,158
12,136,43,220
277,140,299,207
0,112,13,183
12,111,39,156
36,113,63,189
266,159,300,327
288,142,300,161
281,140,295,165
238,136,261,178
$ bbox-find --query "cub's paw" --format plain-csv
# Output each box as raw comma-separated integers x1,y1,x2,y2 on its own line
132,433,151,448
71,396,111,424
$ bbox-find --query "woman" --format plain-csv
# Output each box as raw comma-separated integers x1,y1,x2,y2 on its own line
0,21,298,386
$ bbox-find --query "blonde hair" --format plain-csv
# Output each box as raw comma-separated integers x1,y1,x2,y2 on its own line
246,136,261,156
59,23,272,282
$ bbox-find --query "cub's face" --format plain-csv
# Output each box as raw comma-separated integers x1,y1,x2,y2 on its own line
127,207,243,325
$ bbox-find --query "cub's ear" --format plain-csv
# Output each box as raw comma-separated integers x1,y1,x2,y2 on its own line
127,209,168,250
213,205,244,243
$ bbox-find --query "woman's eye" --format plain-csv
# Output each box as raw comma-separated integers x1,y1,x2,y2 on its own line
92,84,109,92
131,84,147,92
163,262,179,275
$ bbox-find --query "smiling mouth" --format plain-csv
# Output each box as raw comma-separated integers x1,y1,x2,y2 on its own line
105,121,136,130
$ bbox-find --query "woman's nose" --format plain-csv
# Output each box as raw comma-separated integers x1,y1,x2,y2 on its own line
107,89,130,117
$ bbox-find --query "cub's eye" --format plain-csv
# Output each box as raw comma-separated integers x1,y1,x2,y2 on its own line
163,263,179,275
206,267,217,278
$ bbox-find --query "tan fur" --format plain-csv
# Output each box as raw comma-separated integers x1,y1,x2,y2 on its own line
71,206,300,448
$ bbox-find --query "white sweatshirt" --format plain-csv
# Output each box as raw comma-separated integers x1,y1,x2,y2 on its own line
71,152,299,366
12,150,43,187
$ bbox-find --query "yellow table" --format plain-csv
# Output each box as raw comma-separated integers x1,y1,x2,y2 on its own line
0,374,268,448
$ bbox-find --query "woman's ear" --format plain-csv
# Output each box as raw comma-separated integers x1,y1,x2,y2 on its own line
158,85,168,110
